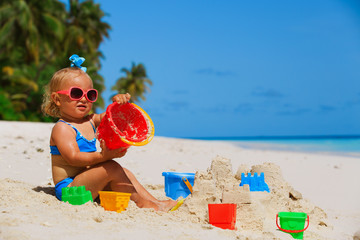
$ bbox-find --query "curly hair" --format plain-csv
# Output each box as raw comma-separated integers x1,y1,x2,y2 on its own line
41,67,91,118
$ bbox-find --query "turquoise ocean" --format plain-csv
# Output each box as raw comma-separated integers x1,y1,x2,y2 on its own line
188,136,360,156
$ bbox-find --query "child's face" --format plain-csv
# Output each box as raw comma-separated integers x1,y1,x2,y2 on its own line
54,73,95,120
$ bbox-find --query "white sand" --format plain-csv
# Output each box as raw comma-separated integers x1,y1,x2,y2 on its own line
0,120,359,240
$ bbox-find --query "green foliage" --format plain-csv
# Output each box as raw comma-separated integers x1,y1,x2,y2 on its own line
112,63,153,103
0,91,24,120
0,0,111,121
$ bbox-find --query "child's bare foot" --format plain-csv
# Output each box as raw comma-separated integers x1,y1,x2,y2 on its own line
157,199,178,212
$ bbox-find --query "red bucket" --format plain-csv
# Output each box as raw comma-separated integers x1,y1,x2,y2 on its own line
208,203,237,230
96,102,154,150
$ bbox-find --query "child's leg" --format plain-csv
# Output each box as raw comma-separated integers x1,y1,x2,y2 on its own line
69,160,158,209
123,167,178,207
122,167,160,202
69,160,176,211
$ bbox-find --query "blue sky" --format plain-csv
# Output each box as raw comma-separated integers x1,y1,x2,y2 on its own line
95,0,360,138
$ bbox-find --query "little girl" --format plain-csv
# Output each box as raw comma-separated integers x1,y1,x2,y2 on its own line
41,55,178,211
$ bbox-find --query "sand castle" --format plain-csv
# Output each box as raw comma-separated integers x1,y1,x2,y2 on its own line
180,156,329,239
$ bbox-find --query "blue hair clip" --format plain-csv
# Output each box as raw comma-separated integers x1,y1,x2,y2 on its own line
69,54,87,72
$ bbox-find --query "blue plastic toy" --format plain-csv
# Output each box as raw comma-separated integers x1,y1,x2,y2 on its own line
62,186,93,205
239,172,270,192
162,172,195,200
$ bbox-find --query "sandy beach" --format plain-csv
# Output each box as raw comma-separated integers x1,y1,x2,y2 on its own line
0,120,359,240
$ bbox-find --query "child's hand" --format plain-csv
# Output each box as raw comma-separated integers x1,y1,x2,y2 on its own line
112,93,131,105
100,140,128,160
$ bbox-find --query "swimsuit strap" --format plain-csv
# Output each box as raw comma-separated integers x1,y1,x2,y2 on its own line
58,119,96,133
89,121,96,133
58,119,78,134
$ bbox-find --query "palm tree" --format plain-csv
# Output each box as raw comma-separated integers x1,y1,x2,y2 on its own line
0,0,65,65
0,0,110,120
64,0,110,55
112,63,153,103
0,0,66,120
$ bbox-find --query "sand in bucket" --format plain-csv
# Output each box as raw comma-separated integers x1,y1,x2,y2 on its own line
97,102,154,150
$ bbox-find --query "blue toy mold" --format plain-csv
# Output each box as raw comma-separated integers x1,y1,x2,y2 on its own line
162,172,195,200
239,172,270,192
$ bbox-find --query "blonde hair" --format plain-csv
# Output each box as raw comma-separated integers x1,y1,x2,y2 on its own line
41,67,91,118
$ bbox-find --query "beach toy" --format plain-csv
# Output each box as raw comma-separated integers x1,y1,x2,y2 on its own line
96,102,154,150
182,177,193,193
208,203,237,230
276,212,309,239
239,172,270,192
99,191,131,213
61,186,93,205
169,198,185,212
162,172,195,200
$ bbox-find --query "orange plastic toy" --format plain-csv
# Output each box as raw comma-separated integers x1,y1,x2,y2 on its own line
96,102,154,150
99,191,131,213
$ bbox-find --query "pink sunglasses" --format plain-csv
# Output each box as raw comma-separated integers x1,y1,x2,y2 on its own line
56,87,98,102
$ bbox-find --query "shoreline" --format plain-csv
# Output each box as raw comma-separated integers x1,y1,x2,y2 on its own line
0,120,359,239
176,134,360,158
231,141,360,158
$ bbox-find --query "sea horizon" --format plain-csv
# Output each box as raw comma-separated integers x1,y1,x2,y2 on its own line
186,134,360,140
183,135,360,155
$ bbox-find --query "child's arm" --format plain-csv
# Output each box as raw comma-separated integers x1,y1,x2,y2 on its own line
51,123,125,167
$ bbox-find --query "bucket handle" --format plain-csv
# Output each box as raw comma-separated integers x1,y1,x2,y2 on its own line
182,177,193,193
276,214,309,233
